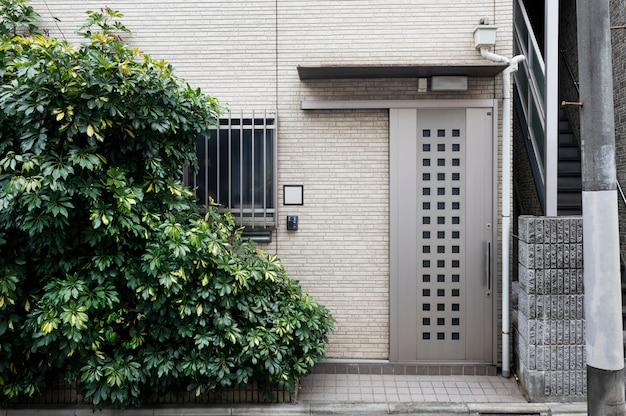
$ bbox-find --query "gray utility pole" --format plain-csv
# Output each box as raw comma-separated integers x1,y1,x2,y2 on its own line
577,0,626,414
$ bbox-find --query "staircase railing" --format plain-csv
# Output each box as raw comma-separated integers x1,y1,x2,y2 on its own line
513,0,547,211
618,180,626,207
559,49,580,96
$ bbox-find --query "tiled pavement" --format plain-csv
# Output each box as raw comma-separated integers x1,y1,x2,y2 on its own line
297,373,527,403
3,371,589,415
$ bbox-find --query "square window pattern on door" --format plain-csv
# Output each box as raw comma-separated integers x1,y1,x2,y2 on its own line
416,127,464,344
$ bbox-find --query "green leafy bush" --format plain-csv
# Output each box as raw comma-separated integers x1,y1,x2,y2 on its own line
0,2,334,409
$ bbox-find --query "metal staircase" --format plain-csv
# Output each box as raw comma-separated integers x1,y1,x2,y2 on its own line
556,108,582,215
514,0,583,217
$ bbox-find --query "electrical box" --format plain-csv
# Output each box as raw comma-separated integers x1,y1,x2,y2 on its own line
286,215,298,231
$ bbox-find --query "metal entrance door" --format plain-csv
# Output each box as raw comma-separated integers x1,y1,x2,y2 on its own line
390,107,495,362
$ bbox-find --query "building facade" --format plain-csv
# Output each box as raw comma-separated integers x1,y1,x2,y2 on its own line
32,0,515,371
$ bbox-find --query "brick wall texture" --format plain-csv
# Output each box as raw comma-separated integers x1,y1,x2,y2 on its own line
31,0,513,360
612,0,626,260
514,216,586,402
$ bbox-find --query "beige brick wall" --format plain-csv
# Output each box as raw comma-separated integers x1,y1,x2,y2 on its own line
276,108,390,358
32,0,513,361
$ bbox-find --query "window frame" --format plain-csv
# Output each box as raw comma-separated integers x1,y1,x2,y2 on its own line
184,111,277,229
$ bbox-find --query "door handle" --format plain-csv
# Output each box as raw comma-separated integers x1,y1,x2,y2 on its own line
485,241,492,296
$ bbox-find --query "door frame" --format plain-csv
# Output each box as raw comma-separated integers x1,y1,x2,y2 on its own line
388,100,499,364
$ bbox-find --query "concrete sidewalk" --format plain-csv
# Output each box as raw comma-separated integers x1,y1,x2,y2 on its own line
1,403,589,416
2,373,588,415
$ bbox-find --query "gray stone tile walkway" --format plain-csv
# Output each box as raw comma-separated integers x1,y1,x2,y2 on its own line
298,373,527,403
2,373,589,415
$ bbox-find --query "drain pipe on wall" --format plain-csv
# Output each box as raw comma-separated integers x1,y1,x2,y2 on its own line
474,20,525,379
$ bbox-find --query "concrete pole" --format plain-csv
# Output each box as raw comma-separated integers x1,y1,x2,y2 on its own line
576,0,626,414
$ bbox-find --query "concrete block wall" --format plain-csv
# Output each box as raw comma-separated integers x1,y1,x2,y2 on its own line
514,216,586,402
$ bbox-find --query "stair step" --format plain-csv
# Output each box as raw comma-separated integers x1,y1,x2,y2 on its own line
559,147,581,160
559,120,573,134
558,193,582,206
559,161,582,175
559,176,582,188
559,189,582,196
559,133,578,145
557,208,582,216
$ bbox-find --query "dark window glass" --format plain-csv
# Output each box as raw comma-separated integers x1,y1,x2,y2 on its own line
187,119,276,225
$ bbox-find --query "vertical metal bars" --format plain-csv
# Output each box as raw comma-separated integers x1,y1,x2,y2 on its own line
185,112,277,228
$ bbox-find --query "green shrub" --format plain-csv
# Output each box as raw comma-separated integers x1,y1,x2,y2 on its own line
0,2,334,409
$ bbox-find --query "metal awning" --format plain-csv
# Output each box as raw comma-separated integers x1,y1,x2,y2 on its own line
297,64,507,80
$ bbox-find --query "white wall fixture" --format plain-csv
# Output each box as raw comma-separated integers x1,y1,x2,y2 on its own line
473,17,498,49
430,76,468,91
283,185,304,205
417,78,428,92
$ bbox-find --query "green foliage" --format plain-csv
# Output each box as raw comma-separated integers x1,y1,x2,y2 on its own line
0,0,40,37
0,3,334,409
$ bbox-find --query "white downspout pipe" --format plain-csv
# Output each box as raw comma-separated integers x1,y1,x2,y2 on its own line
479,47,525,378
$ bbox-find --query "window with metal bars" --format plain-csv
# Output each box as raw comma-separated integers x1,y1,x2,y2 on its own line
184,112,276,229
